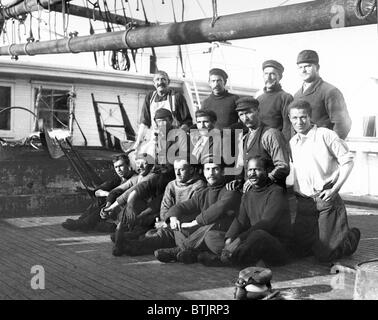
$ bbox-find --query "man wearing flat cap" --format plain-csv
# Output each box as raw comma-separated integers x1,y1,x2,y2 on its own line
230,96,290,191
257,60,293,142
201,68,239,129
294,50,351,140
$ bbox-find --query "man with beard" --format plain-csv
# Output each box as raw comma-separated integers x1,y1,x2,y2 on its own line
257,60,293,142
293,50,351,140
202,156,292,267
201,68,239,129
115,157,241,263
61,154,135,232
131,70,192,151
229,97,290,191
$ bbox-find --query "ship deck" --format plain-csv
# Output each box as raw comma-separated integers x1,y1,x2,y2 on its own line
1,205,377,300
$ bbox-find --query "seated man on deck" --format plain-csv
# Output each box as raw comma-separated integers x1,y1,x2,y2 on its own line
116,156,242,264
198,156,292,267
110,155,206,256
61,154,135,232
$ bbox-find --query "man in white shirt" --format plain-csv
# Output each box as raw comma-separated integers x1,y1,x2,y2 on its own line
288,99,360,263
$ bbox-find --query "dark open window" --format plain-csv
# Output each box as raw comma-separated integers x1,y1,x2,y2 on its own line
0,86,11,130
35,88,70,129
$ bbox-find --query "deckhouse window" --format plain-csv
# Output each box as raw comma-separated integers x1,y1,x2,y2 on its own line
35,88,70,129
0,86,11,131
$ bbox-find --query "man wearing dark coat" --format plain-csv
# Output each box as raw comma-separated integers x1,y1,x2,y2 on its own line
293,50,352,140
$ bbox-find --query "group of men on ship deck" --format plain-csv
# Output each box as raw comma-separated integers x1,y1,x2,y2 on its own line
62,49,360,267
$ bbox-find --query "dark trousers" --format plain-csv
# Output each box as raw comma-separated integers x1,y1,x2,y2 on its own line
232,230,290,267
293,194,350,262
174,224,215,251
121,228,176,255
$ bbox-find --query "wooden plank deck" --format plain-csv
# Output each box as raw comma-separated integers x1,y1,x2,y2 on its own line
0,205,377,300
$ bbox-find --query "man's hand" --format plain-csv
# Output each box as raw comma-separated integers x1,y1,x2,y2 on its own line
224,237,241,252
101,201,119,219
169,217,181,231
154,218,167,229
126,208,137,228
226,179,243,191
181,220,198,229
243,180,253,193
180,124,189,132
95,189,109,198
221,237,241,264
319,188,337,202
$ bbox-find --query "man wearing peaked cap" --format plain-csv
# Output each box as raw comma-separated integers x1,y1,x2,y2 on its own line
235,96,259,112
228,96,290,192
294,49,351,140
201,67,239,129
257,59,293,142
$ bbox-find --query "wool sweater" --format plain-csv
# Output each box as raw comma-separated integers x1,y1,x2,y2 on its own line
226,182,292,243
165,182,242,231
160,177,207,221
201,91,239,129
257,84,293,141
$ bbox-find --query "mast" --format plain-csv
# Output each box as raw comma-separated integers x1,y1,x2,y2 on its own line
0,0,376,57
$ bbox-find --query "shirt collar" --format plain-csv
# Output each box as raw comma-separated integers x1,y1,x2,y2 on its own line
292,125,317,144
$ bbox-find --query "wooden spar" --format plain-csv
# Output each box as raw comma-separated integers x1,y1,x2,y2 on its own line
0,0,152,27
49,3,153,27
0,0,71,18
0,0,376,57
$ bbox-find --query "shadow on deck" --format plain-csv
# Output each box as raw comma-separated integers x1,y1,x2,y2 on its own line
0,205,377,300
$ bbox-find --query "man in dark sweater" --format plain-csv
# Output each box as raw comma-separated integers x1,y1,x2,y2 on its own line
212,156,292,268
257,60,293,142
61,154,135,232
293,50,351,140
201,68,239,129
118,157,242,263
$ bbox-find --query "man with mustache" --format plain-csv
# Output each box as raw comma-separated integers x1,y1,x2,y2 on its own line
293,50,351,140
201,68,239,129
230,97,290,191
200,156,292,267
191,109,222,164
115,157,241,264
257,60,293,142
132,70,192,151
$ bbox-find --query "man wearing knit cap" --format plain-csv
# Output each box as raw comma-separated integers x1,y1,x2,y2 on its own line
201,68,239,129
257,60,293,142
294,50,351,140
231,96,290,190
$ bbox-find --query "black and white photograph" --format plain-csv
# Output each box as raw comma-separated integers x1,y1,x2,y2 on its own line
0,0,377,307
